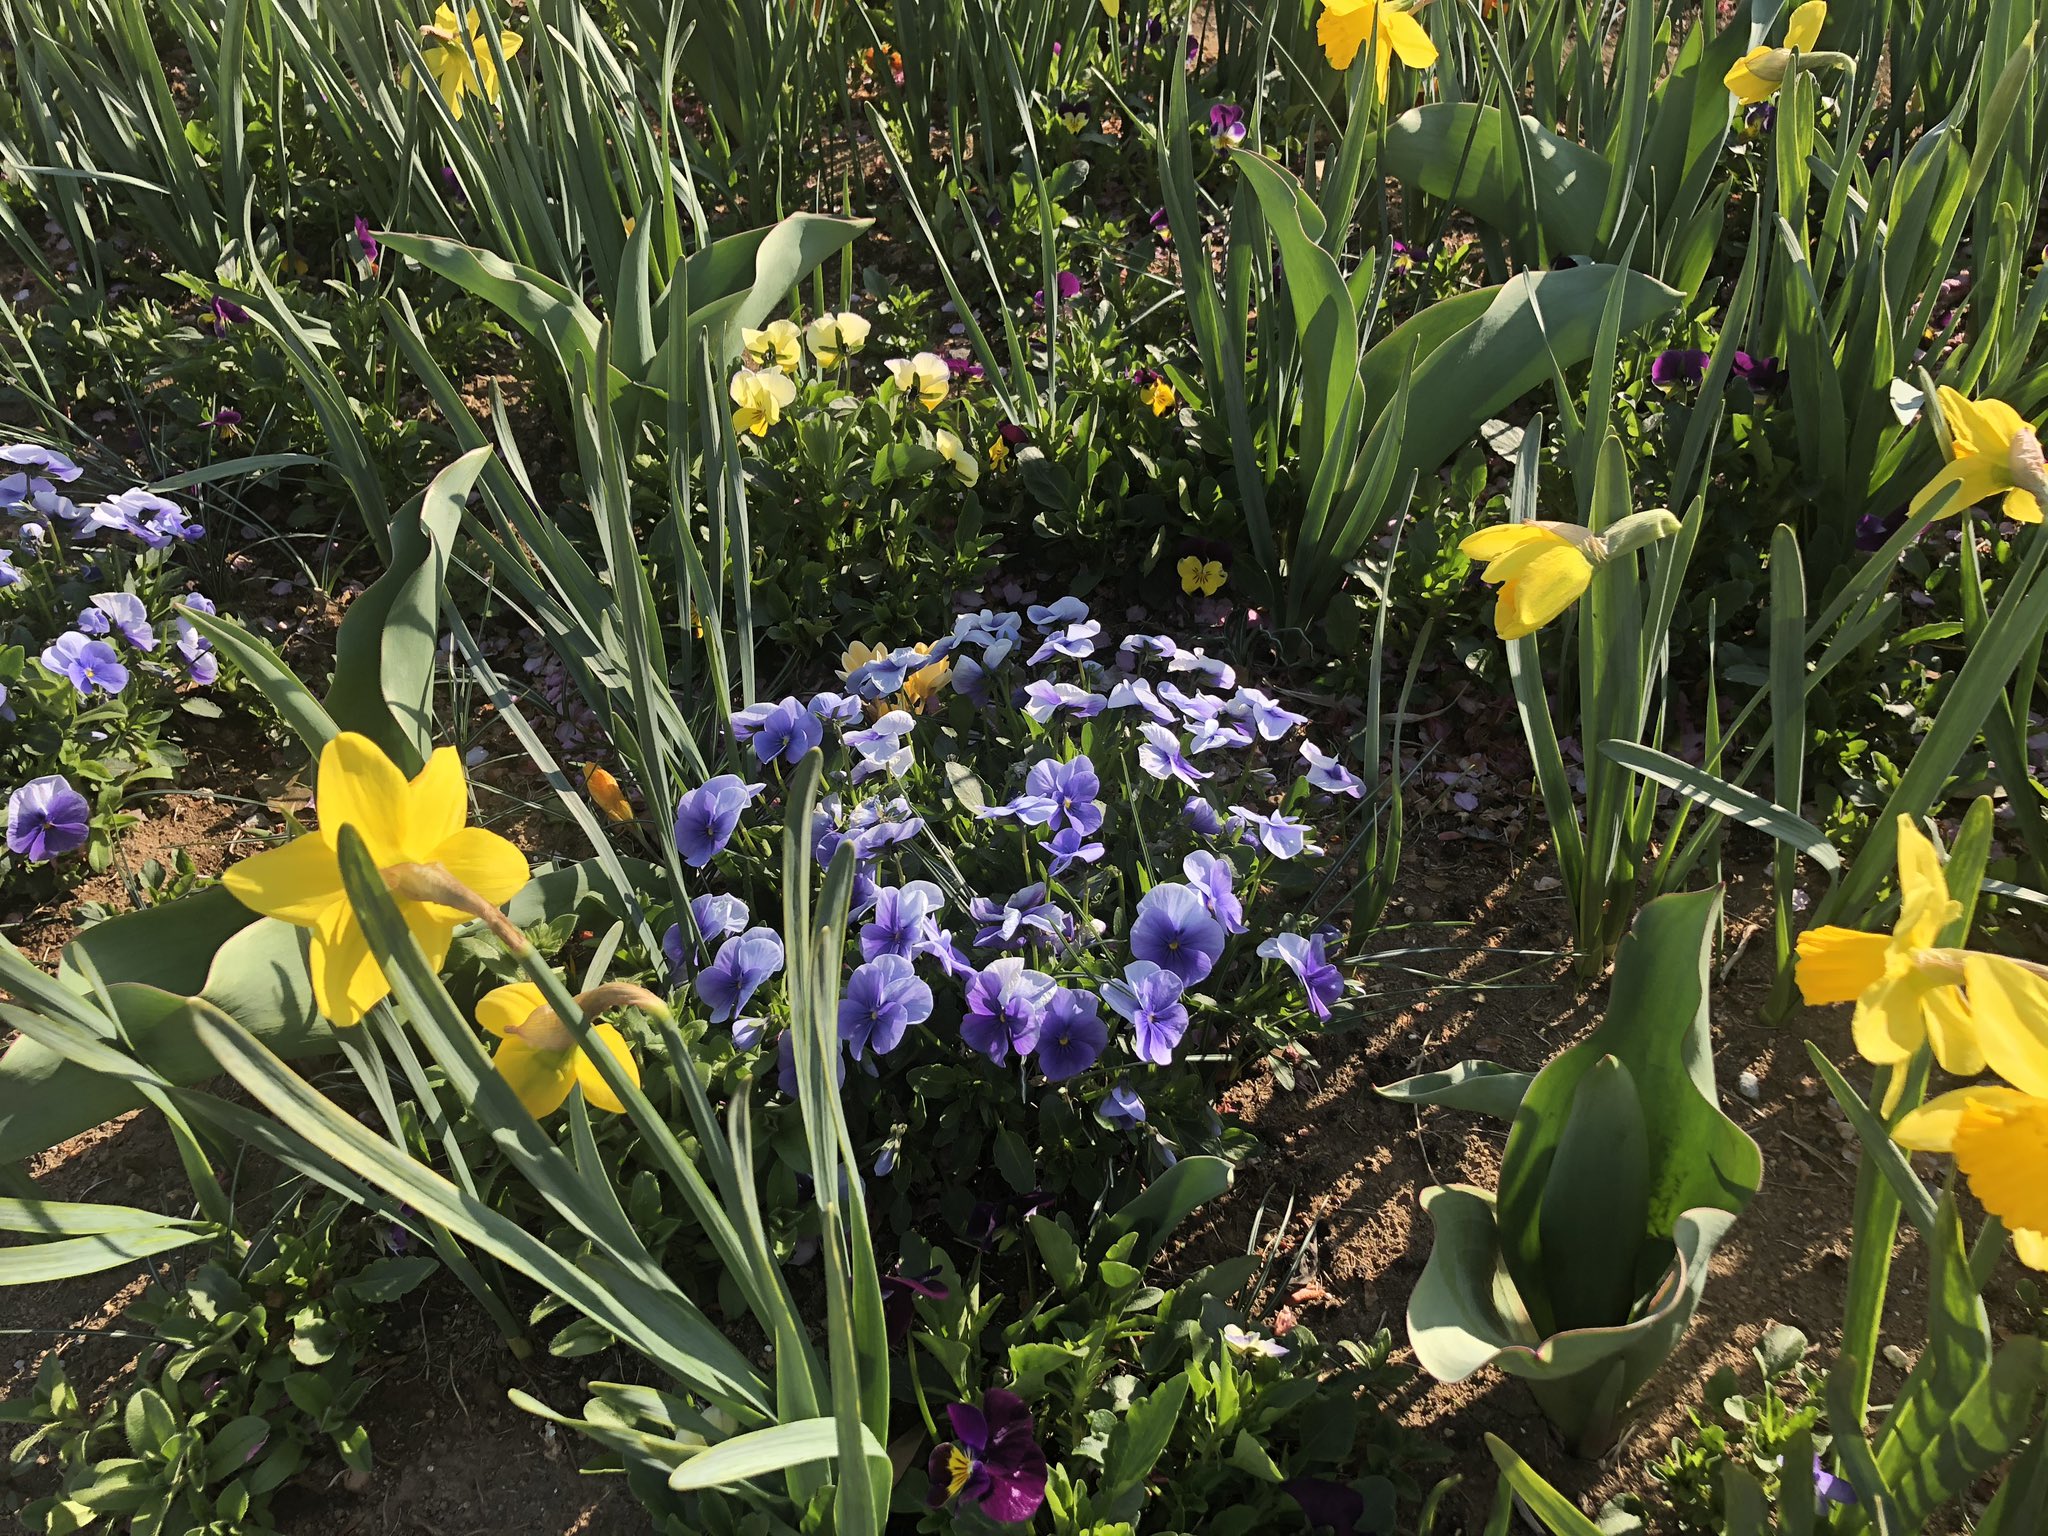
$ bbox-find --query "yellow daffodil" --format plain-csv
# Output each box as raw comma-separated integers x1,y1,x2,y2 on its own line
1893,956,2048,1271
742,319,803,373
582,762,633,822
1460,512,1679,640
475,980,642,1119
1178,556,1226,596
417,5,522,121
1317,0,1439,95
805,311,872,367
1911,388,2046,525
1141,378,1177,416
1724,1,1828,104
1796,814,1989,1074
934,428,980,487
730,368,797,437
885,352,951,411
222,733,530,1027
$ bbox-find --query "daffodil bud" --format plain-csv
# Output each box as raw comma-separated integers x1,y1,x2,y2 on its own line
1593,509,1683,563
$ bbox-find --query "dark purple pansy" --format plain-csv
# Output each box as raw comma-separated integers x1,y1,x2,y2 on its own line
6,774,91,861
1284,1475,1367,1532
1208,102,1247,147
925,1390,1047,1524
880,1266,949,1343
351,215,380,268
209,296,249,336
1732,351,1785,390
1855,507,1908,551
1650,347,1710,387
997,419,1029,446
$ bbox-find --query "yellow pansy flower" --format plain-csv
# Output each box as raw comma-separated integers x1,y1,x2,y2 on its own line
742,319,804,373
417,5,523,121
475,980,642,1119
899,642,952,713
934,428,980,487
1178,556,1226,596
805,311,872,367
1795,814,1988,1074
730,369,797,437
582,762,633,823
1893,956,2048,1271
222,733,531,1027
1141,379,1177,416
1724,1,1827,104
1317,0,1439,95
885,352,951,411
988,437,1011,469
1911,388,2046,525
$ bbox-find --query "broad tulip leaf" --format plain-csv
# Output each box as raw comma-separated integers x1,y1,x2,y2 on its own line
1538,1056,1651,1334
1377,1059,1535,1119
665,1418,883,1492
1382,104,1611,256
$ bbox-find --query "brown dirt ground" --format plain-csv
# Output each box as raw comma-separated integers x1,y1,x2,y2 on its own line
3,794,2029,1534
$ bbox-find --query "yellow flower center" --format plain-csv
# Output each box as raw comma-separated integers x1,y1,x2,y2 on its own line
1953,1096,2048,1236
946,1445,975,1497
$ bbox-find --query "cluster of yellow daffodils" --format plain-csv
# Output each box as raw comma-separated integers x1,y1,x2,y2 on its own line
416,5,522,120
475,980,647,1119
1798,816,2048,1270
1912,388,2046,525
223,733,530,1028
1458,510,1680,640
1317,0,1438,94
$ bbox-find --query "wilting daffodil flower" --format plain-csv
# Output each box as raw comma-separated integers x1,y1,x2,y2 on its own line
1177,556,1225,596
805,311,871,366
581,762,633,822
1317,0,1438,95
730,369,797,437
1796,814,1990,1074
475,980,650,1118
1459,510,1679,640
886,352,951,411
1893,956,2048,1271
1911,388,2046,524
1724,2,1845,105
934,428,980,487
222,733,531,1027
741,319,803,373
417,5,523,120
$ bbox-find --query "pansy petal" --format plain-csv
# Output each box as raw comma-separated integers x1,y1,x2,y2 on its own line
1794,925,1890,1004
493,1036,575,1118
221,834,343,925
572,1023,640,1114
429,826,532,907
476,981,548,1040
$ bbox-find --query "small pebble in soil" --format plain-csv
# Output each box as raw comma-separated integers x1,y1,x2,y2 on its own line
1737,1069,1761,1100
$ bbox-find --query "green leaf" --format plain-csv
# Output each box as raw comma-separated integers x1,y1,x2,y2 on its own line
1098,1372,1189,1502
336,1255,438,1304
1090,1155,1232,1266
1601,741,1840,872
202,1417,271,1485
1377,1060,1535,1119
1382,104,1611,257
1482,1434,1606,1535
665,1418,883,1492
0,1222,206,1285
1538,1056,1651,1334
1027,1214,1085,1296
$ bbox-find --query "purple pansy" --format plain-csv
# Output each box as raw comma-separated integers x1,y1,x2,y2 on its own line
1102,961,1192,1065
1733,350,1785,390
1129,882,1225,983
1182,849,1247,934
1026,619,1101,665
732,697,824,765
839,953,934,1058
351,215,380,267
695,927,785,1023
1650,347,1711,387
925,1390,1047,1523
1044,825,1105,878
210,296,250,335
970,882,1073,950
672,774,767,866
846,711,916,783
1230,686,1307,741
1035,988,1107,1080
859,880,945,961
1300,741,1365,798
1166,643,1235,689
41,632,129,697
6,775,91,861
1105,676,1176,723
1812,1456,1857,1509
1230,804,1319,859
1023,754,1102,833
1182,795,1229,836
1021,680,1105,723
1137,722,1210,786
960,957,1058,1064
1027,597,1088,629
1208,102,1247,147
1259,931,1345,1020
661,891,751,974
1098,1082,1146,1127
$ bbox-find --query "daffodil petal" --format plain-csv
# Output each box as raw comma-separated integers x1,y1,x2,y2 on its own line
573,1023,640,1114
221,834,343,926
1892,1084,2031,1151
1952,1091,2048,1235
1316,0,1374,68
476,980,548,1040
1963,955,2048,1098
318,733,416,867
1785,0,1827,53
1723,51,1775,103
407,747,470,850
429,826,532,908
1920,983,1986,1078
493,1036,575,1117
1850,973,1929,1064
1493,543,1592,639
1382,7,1438,68
1461,523,1565,562
2014,1227,2048,1272
1794,925,1891,1005
311,901,386,1027
2003,487,2043,524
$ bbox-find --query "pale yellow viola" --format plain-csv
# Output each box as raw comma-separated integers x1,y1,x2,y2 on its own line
805,311,872,367
730,368,797,437
742,319,804,373
1911,388,2046,525
1724,1,1828,104
934,428,980,487
417,5,522,121
475,980,642,1119
222,733,531,1027
885,352,951,411
1795,814,1991,1075
1317,0,1438,96
1893,956,2048,1271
